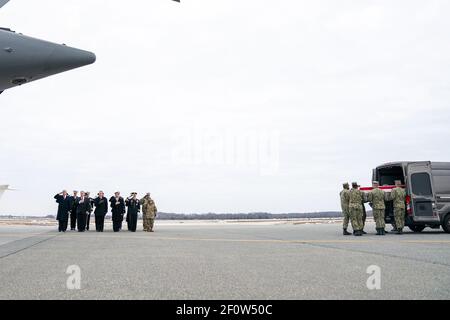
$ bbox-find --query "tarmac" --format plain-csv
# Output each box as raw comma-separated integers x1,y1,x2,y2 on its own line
0,219,450,300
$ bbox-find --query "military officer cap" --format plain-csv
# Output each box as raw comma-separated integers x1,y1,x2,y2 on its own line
352,182,358,186
343,182,349,187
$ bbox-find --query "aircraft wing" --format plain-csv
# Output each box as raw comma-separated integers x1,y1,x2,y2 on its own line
0,185,15,200
0,185,8,200
0,0,10,9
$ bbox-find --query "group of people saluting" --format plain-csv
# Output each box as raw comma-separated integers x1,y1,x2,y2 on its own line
54,190,158,233
340,180,406,236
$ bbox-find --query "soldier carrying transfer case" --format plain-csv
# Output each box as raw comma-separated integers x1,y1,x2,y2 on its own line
339,183,352,236
140,193,158,232
390,180,406,234
367,181,388,235
349,182,366,236
361,185,367,235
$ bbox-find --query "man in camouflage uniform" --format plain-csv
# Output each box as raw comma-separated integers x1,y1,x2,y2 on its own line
140,192,157,232
390,180,406,234
349,182,366,236
340,183,352,235
367,181,387,235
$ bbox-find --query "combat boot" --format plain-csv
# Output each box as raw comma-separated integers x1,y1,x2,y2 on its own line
397,228,403,234
361,230,367,234
343,229,351,236
355,230,362,236
376,228,381,235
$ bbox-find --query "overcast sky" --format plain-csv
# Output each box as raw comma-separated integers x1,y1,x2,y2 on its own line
0,0,450,215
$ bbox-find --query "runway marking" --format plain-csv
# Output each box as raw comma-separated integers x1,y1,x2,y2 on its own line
149,237,450,245
0,233,48,237
57,233,450,245
0,233,60,259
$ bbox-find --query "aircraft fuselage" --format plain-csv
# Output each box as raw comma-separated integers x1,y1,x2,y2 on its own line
0,28,96,93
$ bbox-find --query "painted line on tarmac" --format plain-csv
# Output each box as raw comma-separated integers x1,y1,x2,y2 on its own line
0,233,48,237
149,237,450,245
56,233,450,244
0,233,61,259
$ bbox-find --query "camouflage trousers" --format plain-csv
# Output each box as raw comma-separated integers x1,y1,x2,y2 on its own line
342,207,351,229
349,207,363,231
394,207,405,230
143,216,155,231
373,209,386,229
362,209,366,228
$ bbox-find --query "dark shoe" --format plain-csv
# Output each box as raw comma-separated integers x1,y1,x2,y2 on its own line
354,230,361,236
343,229,351,236
376,228,381,235
361,230,367,234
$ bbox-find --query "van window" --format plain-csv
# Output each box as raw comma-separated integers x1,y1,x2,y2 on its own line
434,175,450,194
411,173,432,196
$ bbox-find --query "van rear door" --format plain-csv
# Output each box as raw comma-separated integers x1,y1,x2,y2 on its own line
407,162,439,222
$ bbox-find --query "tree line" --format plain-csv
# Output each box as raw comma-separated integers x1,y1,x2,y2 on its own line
0,211,349,220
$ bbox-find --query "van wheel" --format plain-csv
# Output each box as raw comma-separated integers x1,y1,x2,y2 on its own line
408,225,425,233
443,215,450,233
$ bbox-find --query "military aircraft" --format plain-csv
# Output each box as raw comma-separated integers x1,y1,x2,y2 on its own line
0,0,96,94
0,185,14,200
